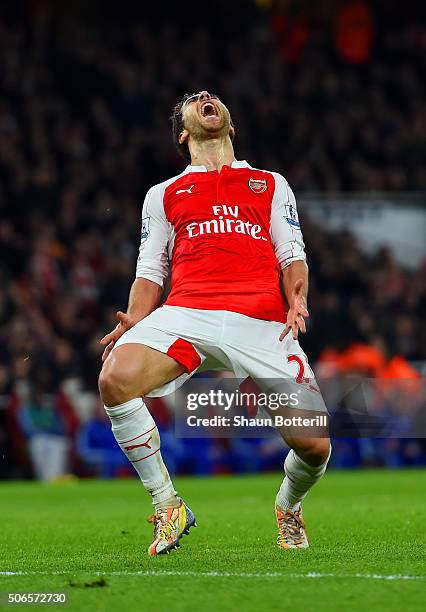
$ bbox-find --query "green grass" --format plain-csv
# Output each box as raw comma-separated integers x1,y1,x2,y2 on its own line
0,471,425,611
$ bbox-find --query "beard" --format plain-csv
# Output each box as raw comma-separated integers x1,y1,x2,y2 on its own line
187,112,230,142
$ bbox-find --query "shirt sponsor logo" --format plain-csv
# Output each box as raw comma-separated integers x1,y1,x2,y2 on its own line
186,204,268,242
141,216,151,241
248,178,267,194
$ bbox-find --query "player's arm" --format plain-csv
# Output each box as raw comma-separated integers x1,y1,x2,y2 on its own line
280,260,309,340
126,277,163,322
100,278,163,361
100,185,170,361
270,173,308,341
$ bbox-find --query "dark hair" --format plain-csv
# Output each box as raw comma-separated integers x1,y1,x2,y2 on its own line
170,92,235,162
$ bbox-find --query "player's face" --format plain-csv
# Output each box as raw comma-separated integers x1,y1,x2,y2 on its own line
180,91,233,142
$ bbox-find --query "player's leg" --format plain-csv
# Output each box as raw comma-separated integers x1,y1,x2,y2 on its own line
99,343,185,513
100,342,186,405
98,342,196,555
221,312,331,548
270,351,331,548
274,433,331,549
270,373,331,548
98,305,219,555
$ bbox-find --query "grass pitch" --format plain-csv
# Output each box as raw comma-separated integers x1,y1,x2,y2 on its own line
1,470,425,611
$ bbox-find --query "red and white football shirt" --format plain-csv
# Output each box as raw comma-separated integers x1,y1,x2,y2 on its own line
136,160,305,323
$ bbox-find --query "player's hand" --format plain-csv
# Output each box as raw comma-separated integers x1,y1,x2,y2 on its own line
100,311,135,362
279,279,309,341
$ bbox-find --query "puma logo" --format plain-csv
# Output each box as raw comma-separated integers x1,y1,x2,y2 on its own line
176,184,195,195
124,436,153,451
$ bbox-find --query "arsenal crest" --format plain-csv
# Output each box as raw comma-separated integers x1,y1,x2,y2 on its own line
248,178,267,194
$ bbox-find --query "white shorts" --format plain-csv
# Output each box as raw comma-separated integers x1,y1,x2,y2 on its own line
114,306,326,412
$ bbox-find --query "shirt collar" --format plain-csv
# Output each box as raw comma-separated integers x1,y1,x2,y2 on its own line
185,160,251,173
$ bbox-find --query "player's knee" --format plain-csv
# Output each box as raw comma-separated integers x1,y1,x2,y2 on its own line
294,438,331,467
307,438,331,466
98,363,135,407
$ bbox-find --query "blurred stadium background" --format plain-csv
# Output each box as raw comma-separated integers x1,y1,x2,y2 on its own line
0,0,425,482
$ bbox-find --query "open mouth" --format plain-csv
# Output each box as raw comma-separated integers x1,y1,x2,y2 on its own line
200,101,218,117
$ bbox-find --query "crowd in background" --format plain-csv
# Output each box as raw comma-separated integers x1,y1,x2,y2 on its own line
0,2,425,478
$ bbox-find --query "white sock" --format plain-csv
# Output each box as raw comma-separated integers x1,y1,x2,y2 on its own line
104,398,180,511
276,447,331,512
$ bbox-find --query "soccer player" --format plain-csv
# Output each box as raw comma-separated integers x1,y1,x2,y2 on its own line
99,91,331,555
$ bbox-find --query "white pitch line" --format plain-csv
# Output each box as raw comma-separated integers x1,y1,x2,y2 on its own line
0,570,424,581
